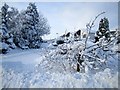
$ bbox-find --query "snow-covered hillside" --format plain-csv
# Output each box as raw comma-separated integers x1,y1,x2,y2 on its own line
0,38,118,88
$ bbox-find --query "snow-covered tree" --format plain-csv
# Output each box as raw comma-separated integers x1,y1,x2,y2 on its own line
0,3,9,41
1,3,18,37
13,3,50,49
36,14,50,36
0,3,18,53
95,17,110,43
25,3,42,48
7,7,18,34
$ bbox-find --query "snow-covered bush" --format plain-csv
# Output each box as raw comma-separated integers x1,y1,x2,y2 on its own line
0,42,9,54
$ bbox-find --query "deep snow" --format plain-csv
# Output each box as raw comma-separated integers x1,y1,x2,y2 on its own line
0,40,118,88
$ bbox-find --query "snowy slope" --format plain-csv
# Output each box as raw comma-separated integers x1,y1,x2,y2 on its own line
0,40,118,88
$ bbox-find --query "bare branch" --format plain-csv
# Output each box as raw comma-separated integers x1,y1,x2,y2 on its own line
84,12,106,50
84,54,106,63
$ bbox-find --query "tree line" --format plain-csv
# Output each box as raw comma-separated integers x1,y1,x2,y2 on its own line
0,3,50,53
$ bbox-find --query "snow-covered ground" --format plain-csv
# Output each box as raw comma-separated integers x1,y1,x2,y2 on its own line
0,40,118,88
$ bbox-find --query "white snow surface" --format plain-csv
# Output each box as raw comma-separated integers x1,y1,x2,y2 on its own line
0,40,118,88
0,42,9,49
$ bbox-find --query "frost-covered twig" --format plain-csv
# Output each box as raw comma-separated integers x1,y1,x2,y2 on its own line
84,54,106,63
84,12,105,50
86,43,99,49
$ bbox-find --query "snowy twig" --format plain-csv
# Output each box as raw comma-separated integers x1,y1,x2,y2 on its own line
84,12,105,50
86,43,99,49
83,54,106,63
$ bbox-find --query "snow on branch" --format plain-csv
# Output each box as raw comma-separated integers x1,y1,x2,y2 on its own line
84,12,106,50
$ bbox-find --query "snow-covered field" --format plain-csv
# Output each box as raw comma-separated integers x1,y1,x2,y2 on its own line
0,40,118,88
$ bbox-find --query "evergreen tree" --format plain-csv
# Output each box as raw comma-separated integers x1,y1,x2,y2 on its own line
1,3,9,41
0,3,18,53
7,7,18,34
94,17,110,43
25,3,40,48
13,3,50,49
103,17,109,31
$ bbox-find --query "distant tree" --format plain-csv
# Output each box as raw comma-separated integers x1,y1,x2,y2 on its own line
95,17,110,43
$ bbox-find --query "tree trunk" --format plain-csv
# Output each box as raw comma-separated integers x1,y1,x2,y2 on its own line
77,63,80,72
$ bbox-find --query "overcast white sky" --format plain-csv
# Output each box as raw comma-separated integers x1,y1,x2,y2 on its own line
1,2,118,39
